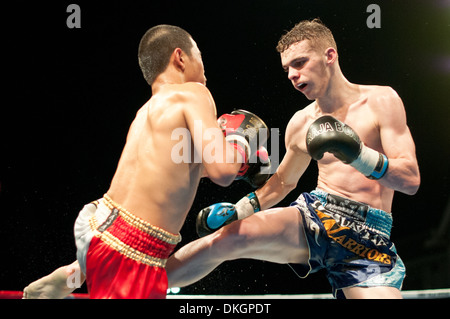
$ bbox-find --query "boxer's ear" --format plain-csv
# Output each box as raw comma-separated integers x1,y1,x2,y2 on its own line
325,47,338,65
172,48,186,71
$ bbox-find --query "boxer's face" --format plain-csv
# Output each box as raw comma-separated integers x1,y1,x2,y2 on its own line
184,38,207,85
280,39,331,100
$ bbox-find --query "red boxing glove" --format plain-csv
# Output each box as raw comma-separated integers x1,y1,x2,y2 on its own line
217,109,269,166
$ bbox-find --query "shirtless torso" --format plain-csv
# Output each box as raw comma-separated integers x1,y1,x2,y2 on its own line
107,82,243,234
256,40,419,214
284,84,417,212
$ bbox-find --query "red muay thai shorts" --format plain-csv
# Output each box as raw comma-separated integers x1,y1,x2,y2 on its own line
74,194,181,299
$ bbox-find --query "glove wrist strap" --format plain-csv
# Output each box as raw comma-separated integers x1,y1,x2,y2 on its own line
350,144,389,180
235,192,261,220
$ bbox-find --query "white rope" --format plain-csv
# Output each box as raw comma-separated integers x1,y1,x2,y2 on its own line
167,288,450,299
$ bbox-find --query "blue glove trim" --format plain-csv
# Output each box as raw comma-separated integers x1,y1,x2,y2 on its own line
206,203,237,229
246,192,261,213
369,153,389,180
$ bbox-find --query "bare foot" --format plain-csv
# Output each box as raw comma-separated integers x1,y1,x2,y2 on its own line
23,262,85,299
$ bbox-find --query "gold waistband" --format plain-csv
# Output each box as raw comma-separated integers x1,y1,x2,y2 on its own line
89,214,170,268
102,194,181,245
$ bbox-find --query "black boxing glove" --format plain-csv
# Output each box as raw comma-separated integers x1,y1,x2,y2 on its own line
236,146,271,188
306,115,388,180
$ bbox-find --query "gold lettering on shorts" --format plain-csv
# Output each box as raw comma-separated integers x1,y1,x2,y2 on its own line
315,209,391,265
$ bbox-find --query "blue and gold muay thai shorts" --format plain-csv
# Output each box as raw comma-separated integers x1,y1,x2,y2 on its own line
289,189,405,298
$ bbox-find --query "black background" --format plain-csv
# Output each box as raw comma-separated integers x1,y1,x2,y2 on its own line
1,0,449,295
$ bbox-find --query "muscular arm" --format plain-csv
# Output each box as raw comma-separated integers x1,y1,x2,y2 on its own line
376,88,420,195
256,147,310,210
182,83,242,186
256,112,311,210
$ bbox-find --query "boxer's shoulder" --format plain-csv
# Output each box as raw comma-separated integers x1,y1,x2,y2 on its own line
357,85,406,126
360,85,402,109
155,83,215,115
360,84,397,96
146,83,216,120
156,82,212,102
285,103,316,149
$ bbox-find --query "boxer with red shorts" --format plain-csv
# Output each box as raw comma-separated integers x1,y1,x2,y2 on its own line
74,195,181,299
23,25,270,299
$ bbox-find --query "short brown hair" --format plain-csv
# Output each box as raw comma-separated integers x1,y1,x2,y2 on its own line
276,18,337,54
138,25,194,86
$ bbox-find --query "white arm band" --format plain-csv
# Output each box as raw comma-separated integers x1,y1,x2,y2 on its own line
235,192,261,219
350,145,389,180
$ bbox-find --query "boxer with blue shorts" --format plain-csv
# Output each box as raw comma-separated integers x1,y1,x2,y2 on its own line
146,19,420,299
288,189,405,298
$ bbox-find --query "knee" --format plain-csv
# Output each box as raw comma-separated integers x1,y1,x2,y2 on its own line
209,221,252,261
